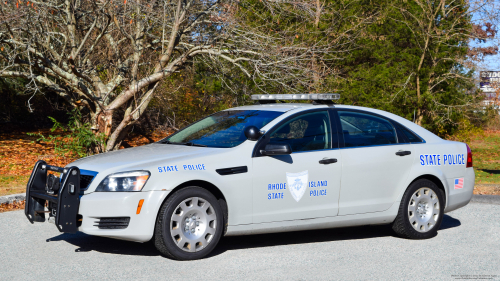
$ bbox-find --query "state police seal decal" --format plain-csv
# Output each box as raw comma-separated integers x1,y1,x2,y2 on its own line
286,170,308,202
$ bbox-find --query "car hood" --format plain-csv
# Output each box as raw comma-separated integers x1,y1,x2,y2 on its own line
67,143,223,173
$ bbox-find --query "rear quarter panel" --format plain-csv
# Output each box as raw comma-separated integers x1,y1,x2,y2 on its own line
400,140,473,212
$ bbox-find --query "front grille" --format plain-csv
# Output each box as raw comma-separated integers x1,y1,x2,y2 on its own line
94,217,130,229
80,175,95,190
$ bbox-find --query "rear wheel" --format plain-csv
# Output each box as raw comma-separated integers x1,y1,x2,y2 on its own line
392,179,444,239
154,186,223,260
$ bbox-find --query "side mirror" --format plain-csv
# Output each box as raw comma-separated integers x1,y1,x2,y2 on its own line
261,143,292,156
244,126,261,141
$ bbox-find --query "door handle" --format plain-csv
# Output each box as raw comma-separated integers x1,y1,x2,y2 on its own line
395,151,411,156
319,158,337,164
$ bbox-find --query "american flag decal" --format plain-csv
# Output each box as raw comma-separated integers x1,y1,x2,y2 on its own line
454,178,464,189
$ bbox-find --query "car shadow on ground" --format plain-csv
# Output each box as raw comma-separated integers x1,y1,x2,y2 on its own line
48,214,460,259
211,214,461,257
479,169,500,175
46,232,161,256
440,214,461,230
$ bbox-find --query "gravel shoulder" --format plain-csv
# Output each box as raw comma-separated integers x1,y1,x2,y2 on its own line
0,202,499,280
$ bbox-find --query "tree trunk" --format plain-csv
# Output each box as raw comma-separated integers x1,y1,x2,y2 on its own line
315,0,322,28
415,76,422,125
97,110,113,149
312,54,321,91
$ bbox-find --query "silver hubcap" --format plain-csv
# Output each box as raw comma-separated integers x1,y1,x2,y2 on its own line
170,197,217,252
408,187,440,233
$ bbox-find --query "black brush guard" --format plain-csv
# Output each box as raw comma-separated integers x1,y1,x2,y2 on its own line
25,160,81,233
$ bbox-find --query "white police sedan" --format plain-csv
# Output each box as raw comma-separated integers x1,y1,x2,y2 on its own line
24,94,474,260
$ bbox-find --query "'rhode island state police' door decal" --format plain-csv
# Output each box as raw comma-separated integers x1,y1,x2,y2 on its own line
286,170,308,202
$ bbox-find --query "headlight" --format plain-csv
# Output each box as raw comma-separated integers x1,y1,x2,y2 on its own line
96,171,150,192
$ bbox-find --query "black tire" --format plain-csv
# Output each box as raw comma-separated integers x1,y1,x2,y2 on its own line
392,179,445,239
154,186,224,260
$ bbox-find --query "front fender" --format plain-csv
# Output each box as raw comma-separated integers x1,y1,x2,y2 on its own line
142,141,256,226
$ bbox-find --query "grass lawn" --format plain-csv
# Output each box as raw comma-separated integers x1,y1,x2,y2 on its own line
468,130,500,185
0,175,30,196
0,129,498,197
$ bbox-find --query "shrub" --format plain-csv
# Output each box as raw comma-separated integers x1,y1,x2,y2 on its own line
28,110,106,158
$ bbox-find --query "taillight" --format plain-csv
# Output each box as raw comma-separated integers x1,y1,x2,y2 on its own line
466,144,473,168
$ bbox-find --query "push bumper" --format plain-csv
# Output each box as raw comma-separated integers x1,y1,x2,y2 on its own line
25,160,81,233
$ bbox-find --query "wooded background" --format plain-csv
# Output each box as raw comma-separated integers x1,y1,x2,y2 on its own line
0,0,499,154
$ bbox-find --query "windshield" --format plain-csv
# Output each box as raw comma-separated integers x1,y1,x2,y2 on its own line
165,110,283,148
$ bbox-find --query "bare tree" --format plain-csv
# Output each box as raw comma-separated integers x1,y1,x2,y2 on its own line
468,0,500,114
0,0,358,151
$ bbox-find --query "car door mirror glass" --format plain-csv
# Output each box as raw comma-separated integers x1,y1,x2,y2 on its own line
261,143,292,155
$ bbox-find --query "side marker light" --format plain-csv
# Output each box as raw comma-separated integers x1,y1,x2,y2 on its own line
136,199,145,214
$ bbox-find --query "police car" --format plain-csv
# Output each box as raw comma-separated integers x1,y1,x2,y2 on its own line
24,94,475,260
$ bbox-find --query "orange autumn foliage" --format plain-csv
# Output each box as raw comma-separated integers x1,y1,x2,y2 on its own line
0,200,25,213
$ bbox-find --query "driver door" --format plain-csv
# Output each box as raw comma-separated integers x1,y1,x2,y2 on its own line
252,110,342,223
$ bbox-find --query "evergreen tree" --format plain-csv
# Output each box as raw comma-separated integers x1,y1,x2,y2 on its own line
328,0,482,134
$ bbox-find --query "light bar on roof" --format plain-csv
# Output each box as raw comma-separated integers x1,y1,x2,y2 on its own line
251,93,340,101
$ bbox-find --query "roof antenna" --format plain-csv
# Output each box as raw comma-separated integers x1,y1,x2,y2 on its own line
413,110,416,123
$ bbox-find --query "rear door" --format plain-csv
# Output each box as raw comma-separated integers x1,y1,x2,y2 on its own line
334,110,415,215
252,109,342,223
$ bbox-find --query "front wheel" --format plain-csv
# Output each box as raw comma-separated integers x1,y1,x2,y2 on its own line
154,186,223,260
392,179,445,239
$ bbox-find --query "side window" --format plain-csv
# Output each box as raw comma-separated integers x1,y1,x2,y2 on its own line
399,125,423,143
270,111,331,152
338,111,397,147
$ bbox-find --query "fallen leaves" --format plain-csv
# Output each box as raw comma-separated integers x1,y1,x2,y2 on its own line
119,130,172,148
0,128,172,180
0,200,25,213
0,129,78,176
473,184,500,196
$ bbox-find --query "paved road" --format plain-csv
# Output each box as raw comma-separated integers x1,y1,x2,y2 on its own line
1,202,499,280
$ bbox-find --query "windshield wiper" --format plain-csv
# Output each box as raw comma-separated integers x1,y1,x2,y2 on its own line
183,142,207,147
159,140,207,147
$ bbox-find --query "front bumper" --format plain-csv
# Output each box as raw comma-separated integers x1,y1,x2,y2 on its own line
78,191,169,242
